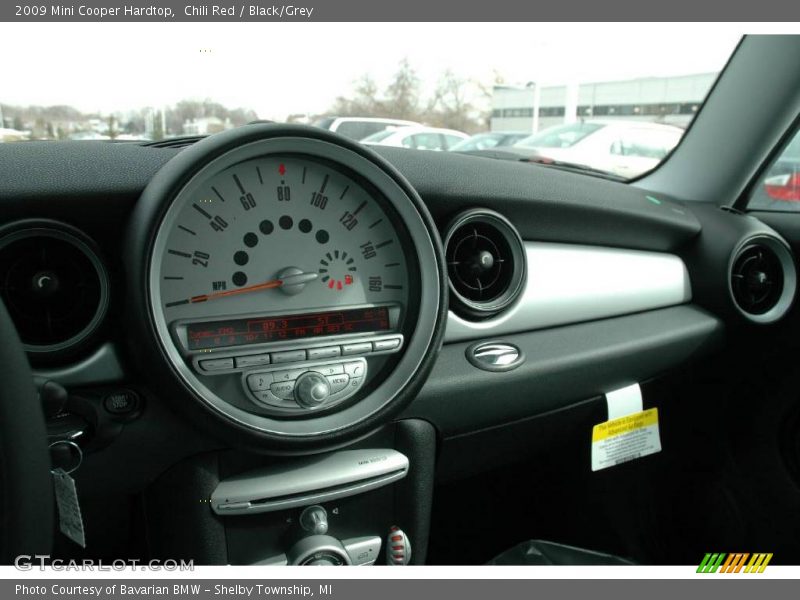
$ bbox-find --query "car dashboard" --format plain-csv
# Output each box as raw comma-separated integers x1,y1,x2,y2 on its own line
0,124,795,565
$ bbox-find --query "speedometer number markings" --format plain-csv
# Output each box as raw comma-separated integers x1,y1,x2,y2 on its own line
360,241,376,260
310,174,330,209
277,181,291,201
339,211,358,230
193,203,229,232
192,251,210,267
233,174,257,210
158,157,408,342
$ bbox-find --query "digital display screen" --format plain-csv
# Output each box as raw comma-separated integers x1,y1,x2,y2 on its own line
186,306,391,350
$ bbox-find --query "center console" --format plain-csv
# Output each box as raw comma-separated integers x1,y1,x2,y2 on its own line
143,419,436,565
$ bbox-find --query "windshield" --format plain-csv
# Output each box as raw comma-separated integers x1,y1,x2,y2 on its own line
451,134,504,152
361,129,399,143
0,23,740,179
515,123,604,149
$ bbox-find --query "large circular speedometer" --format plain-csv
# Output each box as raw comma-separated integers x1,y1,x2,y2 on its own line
127,125,446,452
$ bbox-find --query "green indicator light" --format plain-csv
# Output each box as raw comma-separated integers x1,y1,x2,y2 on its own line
645,195,662,205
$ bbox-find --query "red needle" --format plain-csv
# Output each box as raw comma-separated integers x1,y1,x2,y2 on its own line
186,271,319,304
190,278,284,303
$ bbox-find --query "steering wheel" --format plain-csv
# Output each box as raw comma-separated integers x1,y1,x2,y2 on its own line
0,298,53,563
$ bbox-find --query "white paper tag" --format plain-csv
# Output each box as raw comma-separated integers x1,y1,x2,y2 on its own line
52,468,86,548
605,383,643,420
591,408,661,472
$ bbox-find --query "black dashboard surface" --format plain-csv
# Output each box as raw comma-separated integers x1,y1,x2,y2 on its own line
0,140,699,252
0,138,745,466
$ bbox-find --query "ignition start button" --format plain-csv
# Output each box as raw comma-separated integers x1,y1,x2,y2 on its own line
103,389,140,416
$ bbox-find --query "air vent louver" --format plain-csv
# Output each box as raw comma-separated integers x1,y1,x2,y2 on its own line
731,244,783,315
444,210,526,319
728,235,796,324
0,221,109,356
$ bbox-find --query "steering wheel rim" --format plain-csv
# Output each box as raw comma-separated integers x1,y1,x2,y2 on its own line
0,298,53,563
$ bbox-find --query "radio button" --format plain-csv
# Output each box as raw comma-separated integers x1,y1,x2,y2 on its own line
307,346,342,360
235,353,271,368
349,377,364,391
271,349,307,364
251,389,296,409
341,342,372,356
246,373,273,391
272,367,309,382
373,338,401,352
344,362,366,378
200,357,234,371
314,364,344,377
327,373,350,393
270,381,296,400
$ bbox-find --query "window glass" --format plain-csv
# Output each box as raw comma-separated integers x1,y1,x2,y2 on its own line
609,129,681,159
362,129,397,143
748,130,800,211
410,133,445,150
0,24,740,179
335,121,388,141
515,122,603,149
442,134,466,149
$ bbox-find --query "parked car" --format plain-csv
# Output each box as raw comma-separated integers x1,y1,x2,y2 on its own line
361,126,469,151
312,116,421,141
501,120,683,178
449,131,530,152
749,131,800,208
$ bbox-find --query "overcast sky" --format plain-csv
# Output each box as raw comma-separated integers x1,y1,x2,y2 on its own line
0,23,746,119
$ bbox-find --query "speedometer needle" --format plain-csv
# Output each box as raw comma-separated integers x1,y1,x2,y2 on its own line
188,272,318,303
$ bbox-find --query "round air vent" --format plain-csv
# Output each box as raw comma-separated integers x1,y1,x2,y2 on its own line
444,209,526,319
0,220,109,357
729,235,796,324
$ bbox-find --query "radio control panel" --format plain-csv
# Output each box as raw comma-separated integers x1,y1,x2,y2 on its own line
243,358,368,411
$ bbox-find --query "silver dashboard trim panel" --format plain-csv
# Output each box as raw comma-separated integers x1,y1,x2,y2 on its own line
445,242,692,343
211,448,409,515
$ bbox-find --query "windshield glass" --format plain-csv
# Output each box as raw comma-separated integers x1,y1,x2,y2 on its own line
451,134,504,152
361,129,399,143
0,23,740,179
515,123,604,149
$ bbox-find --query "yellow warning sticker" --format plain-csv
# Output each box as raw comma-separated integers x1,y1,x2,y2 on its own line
591,408,661,471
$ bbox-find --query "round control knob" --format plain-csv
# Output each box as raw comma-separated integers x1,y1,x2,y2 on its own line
294,372,331,408
306,557,338,566
287,535,351,566
300,505,329,535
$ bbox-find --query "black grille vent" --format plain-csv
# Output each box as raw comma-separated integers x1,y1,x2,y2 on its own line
0,222,109,355
444,210,526,319
448,223,510,302
142,135,206,149
731,244,784,315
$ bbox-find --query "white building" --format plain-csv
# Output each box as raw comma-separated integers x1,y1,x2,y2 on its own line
491,72,717,132
183,116,232,136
